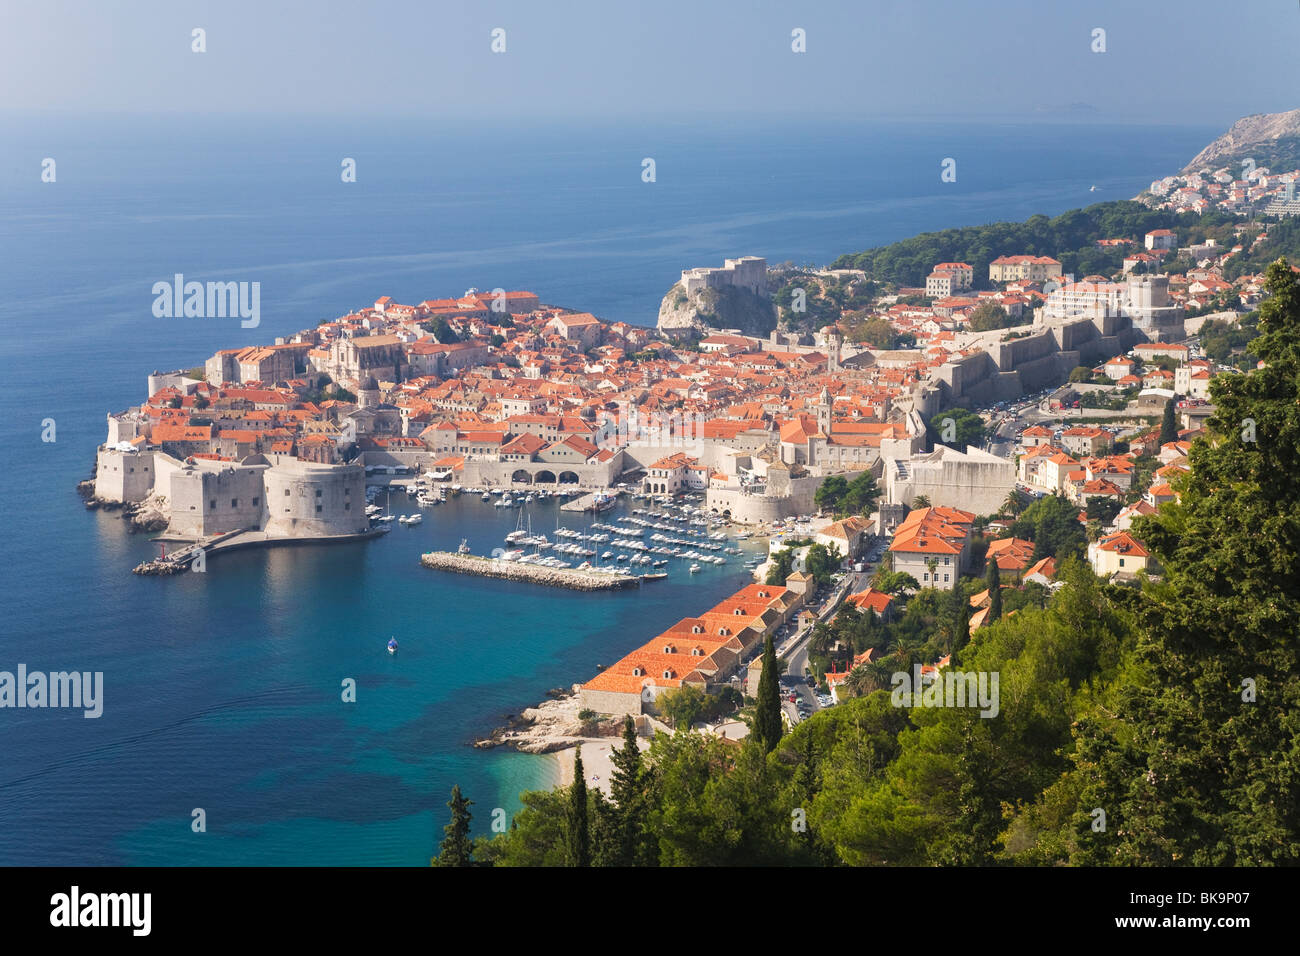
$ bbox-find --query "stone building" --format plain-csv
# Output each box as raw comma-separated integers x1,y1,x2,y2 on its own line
679,256,767,296
323,334,405,389
883,444,1015,517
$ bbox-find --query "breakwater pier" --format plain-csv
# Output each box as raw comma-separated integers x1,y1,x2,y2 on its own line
420,551,641,590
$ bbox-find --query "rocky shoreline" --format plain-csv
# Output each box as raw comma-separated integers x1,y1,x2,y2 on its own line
78,476,168,533
474,686,622,753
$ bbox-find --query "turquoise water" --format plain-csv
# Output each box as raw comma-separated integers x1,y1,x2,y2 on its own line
0,114,1215,864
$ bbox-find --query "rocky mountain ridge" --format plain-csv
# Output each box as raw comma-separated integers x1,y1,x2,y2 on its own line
1182,108,1300,172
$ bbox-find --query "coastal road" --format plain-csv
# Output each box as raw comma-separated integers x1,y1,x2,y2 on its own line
777,571,859,723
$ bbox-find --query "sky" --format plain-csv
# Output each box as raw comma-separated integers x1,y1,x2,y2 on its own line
1,0,1298,126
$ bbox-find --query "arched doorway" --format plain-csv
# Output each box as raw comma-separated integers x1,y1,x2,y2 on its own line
534,469,556,484
511,469,531,484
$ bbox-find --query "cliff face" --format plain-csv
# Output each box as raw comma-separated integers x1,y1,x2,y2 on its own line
656,282,778,338
1182,108,1300,172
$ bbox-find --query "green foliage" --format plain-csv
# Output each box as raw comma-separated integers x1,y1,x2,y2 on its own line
815,470,880,518
968,301,1027,333
476,789,569,866
765,548,795,586
1001,488,1029,517
1079,388,1131,411
433,784,474,867
986,559,1002,624
803,542,843,587
928,408,985,448
872,568,920,595
470,264,1300,870
601,716,656,867
1011,494,1087,562
659,684,707,729
753,636,783,755
1197,314,1260,368
1159,396,1178,446
846,315,905,349
565,747,591,866
830,201,1203,289
422,318,462,344
1065,259,1300,865
1085,497,1122,526
814,475,847,513
1223,215,1300,280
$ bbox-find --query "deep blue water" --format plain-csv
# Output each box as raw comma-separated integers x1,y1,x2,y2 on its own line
0,114,1214,864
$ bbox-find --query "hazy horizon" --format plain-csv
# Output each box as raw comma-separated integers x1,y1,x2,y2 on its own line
3,0,1297,126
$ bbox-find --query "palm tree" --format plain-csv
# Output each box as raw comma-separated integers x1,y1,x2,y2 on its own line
911,495,931,510
808,623,837,659
868,657,899,692
925,557,938,587
843,665,873,697
1001,489,1026,518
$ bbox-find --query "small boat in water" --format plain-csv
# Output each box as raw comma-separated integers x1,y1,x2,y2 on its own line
689,564,701,574
387,637,398,655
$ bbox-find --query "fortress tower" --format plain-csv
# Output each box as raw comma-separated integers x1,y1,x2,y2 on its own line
680,256,768,296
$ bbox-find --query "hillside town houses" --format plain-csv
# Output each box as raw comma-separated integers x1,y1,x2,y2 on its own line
88,212,1281,723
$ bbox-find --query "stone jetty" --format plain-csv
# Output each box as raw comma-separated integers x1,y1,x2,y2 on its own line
133,558,189,576
420,551,640,590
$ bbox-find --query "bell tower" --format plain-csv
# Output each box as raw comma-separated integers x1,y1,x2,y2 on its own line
817,385,832,436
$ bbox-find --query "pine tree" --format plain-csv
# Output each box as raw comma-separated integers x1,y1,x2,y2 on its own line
986,558,1002,624
937,719,1001,865
565,746,591,866
754,635,784,754
1159,395,1178,446
434,784,474,867
1076,260,1300,865
607,715,649,866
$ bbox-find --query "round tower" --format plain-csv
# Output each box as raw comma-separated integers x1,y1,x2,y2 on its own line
358,374,379,408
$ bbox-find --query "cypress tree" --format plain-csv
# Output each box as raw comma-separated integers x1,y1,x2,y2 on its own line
434,784,474,867
754,635,783,754
947,583,971,652
565,746,591,867
1159,395,1178,446
986,558,1002,624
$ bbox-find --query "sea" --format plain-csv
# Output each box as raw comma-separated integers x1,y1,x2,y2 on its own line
0,113,1215,865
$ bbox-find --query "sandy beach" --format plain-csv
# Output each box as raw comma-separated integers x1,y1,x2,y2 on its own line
553,736,649,797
